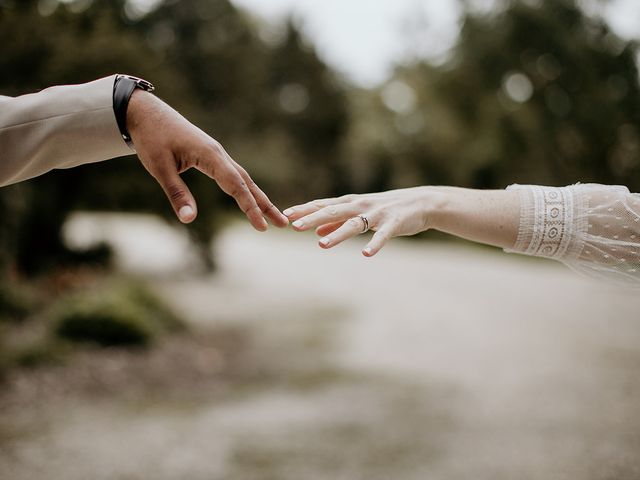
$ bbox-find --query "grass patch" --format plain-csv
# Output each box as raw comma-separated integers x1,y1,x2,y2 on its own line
52,280,185,348
0,276,189,376
0,281,38,324
13,339,69,368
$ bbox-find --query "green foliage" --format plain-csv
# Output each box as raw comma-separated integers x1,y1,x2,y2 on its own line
0,281,37,323
55,302,152,347
13,340,68,368
0,276,187,374
263,22,350,198
350,0,640,193
122,282,185,333
0,0,349,275
53,281,184,347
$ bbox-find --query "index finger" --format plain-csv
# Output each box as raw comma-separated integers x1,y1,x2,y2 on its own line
232,162,289,228
217,167,268,231
283,197,344,221
195,147,269,231
291,203,360,231
249,181,289,228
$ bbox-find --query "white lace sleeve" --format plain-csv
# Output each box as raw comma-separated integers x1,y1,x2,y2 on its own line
505,183,640,285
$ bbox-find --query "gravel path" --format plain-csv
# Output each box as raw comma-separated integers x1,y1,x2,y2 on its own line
2,221,640,480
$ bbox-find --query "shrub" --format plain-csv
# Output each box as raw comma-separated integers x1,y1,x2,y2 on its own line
14,340,68,368
53,281,185,348
0,282,36,323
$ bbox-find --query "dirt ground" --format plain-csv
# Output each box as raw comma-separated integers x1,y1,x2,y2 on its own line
2,221,640,480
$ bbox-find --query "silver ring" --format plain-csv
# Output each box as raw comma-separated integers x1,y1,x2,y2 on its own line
357,214,370,233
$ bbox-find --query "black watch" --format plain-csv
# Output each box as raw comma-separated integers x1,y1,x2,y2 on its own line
113,74,155,150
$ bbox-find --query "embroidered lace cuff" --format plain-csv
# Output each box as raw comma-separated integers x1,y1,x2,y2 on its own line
505,183,640,285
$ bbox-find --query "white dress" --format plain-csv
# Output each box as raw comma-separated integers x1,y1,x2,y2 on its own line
505,183,640,285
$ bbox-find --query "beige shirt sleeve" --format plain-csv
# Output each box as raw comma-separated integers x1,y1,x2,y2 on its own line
0,75,133,186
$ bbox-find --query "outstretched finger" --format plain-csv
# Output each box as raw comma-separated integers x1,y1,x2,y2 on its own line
218,168,268,231
362,226,395,257
233,164,288,228
283,197,344,221
291,204,360,232
194,146,267,231
318,216,369,249
251,183,289,227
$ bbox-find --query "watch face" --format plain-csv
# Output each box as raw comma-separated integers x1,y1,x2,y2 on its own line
119,75,155,93
137,79,155,93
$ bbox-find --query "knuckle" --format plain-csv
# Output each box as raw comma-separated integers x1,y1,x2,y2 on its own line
356,198,372,209
205,162,217,177
188,146,205,162
236,164,249,176
347,218,360,227
203,144,227,168
229,179,249,197
174,155,189,172
340,194,356,202
167,184,187,203
209,140,225,156
326,206,339,216
370,208,384,219
367,210,385,226
194,149,218,175
387,213,401,226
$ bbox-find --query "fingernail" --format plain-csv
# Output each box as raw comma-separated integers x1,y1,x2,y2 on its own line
179,205,194,221
283,208,294,217
319,237,330,247
363,247,373,256
292,220,304,229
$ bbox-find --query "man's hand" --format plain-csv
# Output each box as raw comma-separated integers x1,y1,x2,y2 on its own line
127,90,289,230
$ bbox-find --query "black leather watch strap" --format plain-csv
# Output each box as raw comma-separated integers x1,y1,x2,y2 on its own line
112,75,155,150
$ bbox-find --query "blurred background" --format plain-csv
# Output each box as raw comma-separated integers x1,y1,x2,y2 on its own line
1,0,640,478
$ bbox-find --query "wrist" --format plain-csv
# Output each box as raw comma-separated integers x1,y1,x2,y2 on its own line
112,75,155,150
426,187,520,249
125,89,152,144
418,186,454,232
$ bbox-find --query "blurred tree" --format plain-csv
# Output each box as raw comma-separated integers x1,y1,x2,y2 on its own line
197,17,351,203
0,0,349,275
265,21,350,199
351,0,640,193
0,0,180,274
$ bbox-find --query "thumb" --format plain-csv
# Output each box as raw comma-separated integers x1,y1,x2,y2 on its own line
155,167,198,224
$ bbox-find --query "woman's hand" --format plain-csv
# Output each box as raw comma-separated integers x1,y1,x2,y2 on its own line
284,187,521,256
283,187,443,256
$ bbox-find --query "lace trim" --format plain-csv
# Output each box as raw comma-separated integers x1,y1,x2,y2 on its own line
507,185,577,260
